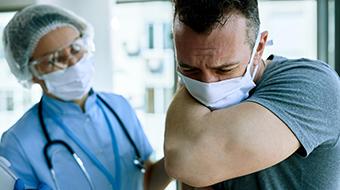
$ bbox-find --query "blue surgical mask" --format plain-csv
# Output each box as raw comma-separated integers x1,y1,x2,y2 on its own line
178,33,261,110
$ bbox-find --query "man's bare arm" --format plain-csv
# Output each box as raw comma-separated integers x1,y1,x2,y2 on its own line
144,158,173,190
164,87,300,187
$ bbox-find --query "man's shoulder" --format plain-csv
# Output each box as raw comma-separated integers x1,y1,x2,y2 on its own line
267,55,336,75
257,55,340,106
250,55,340,155
262,55,339,87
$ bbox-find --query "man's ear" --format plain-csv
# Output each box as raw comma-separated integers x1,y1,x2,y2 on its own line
254,31,269,66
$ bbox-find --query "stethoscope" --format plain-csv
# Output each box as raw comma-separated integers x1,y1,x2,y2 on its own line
38,93,146,190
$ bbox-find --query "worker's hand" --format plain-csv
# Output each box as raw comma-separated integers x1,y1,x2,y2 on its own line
37,183,52,190
14,179,52,190
14,179,25,190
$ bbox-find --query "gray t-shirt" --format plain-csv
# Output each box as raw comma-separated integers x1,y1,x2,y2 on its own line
212,55,340,190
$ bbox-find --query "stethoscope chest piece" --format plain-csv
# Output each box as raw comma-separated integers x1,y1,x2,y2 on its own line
133,158,146,173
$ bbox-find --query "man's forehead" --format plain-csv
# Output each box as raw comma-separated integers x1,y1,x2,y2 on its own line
174,31,244,56
173,14,248,33
174,19,248,48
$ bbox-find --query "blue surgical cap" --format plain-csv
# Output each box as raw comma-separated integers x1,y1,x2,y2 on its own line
2,4,94,87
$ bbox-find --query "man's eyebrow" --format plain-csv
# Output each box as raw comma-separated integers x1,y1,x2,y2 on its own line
210,61,240,69
178,61,194,68
178,60,240,69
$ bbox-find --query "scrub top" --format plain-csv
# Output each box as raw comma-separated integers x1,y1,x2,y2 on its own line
0,90,153,190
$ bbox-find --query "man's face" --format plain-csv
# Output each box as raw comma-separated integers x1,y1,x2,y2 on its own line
174,14,257,83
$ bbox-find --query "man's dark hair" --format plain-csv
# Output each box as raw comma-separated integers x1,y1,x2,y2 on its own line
173,0,260,48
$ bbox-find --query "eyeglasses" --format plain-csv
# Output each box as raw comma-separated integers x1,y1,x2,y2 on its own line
29,37,87,77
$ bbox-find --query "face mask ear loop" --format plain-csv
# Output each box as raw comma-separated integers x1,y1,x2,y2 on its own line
29,62,43,80
249,32,261,80
251,64,259,80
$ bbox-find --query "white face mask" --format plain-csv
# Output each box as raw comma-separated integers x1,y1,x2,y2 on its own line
178,33,261,110
40,53,95,101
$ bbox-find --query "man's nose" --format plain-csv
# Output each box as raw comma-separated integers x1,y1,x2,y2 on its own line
200,72,219,83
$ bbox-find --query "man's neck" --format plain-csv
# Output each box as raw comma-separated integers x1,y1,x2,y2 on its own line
254,59,268,84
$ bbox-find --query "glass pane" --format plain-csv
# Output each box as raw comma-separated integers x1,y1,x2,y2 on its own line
0,12,42,138
111,2,175,189
259,0,317,59
328,0,335,69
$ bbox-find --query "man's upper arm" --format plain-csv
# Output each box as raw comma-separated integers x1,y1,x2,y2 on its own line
164,58,340,187
167,100,299,187
164,88,299,187
208,101,300,180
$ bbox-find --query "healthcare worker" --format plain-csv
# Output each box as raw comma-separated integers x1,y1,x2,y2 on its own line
0,4,170,190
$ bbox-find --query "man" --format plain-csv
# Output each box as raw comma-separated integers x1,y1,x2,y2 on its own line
0,4,170,190
164,0,340,189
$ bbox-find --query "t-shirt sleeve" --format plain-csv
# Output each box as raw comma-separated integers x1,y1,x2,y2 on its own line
0,131,38,188
246,58,340,157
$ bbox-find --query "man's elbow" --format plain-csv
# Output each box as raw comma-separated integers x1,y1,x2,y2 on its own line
164,149,212,187
164,148,181,178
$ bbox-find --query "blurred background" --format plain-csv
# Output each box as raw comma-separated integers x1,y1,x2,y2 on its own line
0,0,339,189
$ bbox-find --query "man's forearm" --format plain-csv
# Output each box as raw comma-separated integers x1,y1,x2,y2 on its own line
164,87,216,186
164,87,249,187
165,87,210,138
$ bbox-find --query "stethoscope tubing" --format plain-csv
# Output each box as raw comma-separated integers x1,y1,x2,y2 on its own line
38,94,144,190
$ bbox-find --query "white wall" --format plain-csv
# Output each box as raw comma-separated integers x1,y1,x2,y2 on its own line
0,0,34,10
34,0,116,92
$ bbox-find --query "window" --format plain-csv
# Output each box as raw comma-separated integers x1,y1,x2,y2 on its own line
111,1,175,189
328,0,335,69
259,0,317,59
0,12,41,137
